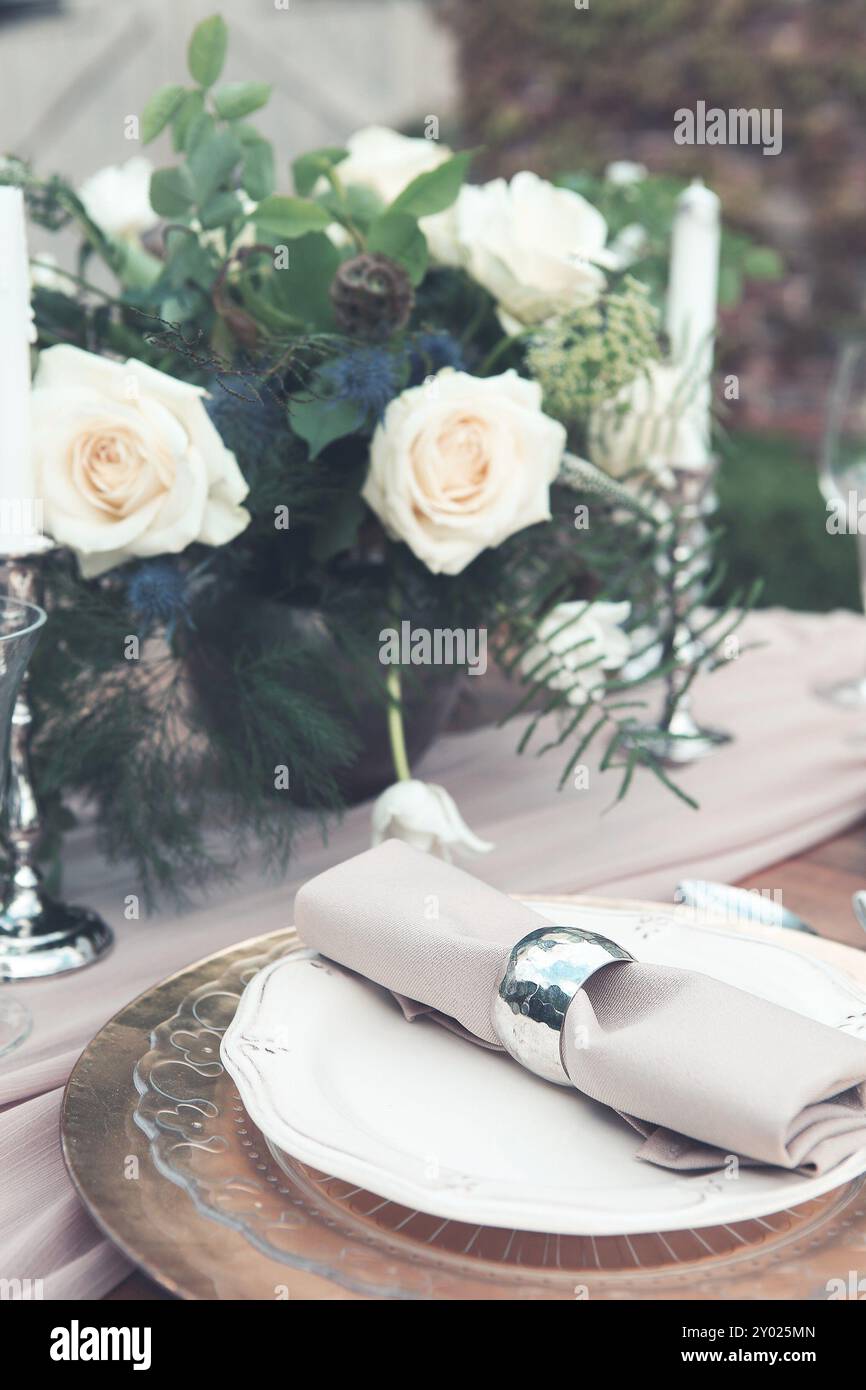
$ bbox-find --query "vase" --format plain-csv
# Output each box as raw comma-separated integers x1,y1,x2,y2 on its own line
189,602,460,805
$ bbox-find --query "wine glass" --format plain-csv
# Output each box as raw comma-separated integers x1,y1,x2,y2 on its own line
817,340,866,706
0,594,47,1056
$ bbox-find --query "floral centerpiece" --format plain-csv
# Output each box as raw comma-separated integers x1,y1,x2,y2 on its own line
0,16,764,901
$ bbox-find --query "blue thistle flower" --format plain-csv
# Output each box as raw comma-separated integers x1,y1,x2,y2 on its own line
205,382,285,461
409,331,465,383
125,560,192,640
319,347,402,422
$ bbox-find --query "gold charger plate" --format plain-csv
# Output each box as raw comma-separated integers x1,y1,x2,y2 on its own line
61,905,866,1300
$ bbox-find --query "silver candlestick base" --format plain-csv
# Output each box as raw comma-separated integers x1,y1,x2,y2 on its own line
623,702,731,767
0,537,113,981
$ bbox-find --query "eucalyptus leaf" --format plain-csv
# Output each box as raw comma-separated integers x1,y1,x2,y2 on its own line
187,14,228,88
289,395,365,460
181,110,216,156
367,210,428,285
149,165,196,217
142,85,186,145
160,234,219,291
199,190,243,229
389,151,472,218
188,129,242,205
242,141,275,201
233,122,267,147
318,182,384,233
292,146,348,197
172,90,205,152
255,194,332,241
269,231,339,329
213,81,272,120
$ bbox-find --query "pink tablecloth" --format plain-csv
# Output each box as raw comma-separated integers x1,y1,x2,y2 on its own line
2,607,866,1298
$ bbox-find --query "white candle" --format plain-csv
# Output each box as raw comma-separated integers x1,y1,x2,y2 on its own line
0,187,39,545
665,179,721,469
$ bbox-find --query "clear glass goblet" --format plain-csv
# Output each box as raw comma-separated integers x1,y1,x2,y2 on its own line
817,340,866,707
0,594,47,1056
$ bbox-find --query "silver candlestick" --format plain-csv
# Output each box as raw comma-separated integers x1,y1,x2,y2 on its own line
0,538,113,980
625,465,732,767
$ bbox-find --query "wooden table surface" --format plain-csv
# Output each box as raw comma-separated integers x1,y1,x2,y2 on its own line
103,816,866,1301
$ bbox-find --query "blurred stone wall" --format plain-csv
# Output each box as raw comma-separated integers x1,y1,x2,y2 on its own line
439,0,866,439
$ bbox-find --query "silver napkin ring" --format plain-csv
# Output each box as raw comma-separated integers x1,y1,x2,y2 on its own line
491,926,634,1085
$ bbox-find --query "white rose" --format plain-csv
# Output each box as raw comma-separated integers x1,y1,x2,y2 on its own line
371,779,493,861
520,600,632,706
588,362,710,489
452,172,616,330
31,345,250,578
362,368,566,575
78,157,158,242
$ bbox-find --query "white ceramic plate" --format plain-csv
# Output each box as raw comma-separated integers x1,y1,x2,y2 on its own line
221,901,866,1235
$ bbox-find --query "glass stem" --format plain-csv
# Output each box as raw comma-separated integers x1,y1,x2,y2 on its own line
856,529,866,666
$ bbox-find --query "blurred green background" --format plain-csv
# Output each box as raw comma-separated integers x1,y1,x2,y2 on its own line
715,433,859,612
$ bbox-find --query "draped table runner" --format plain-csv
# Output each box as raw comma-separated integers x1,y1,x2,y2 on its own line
2,607,866,1299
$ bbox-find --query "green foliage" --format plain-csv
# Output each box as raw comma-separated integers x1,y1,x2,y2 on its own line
292,147,348,198
141,85,187,144
149,166,196,217
367,211,428,285
213,81,272,121
389,152,474,218
254,195,333,240
187,14,228,88
241,141,275,201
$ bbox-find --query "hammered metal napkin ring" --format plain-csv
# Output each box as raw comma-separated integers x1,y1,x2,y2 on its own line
491,926,634,1084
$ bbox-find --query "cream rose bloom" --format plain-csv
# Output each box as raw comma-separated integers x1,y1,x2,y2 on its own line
78,157,158,242
362,368,566,576
32,346,250,578
520,600,632,705
588,362,710,489
450,172,618,331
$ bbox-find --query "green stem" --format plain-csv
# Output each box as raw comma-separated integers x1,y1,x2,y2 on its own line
386,664,411,782
478,326,534,376
326,168,365,252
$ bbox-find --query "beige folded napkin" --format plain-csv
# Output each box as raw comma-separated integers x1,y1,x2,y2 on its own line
295,840,866,1174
